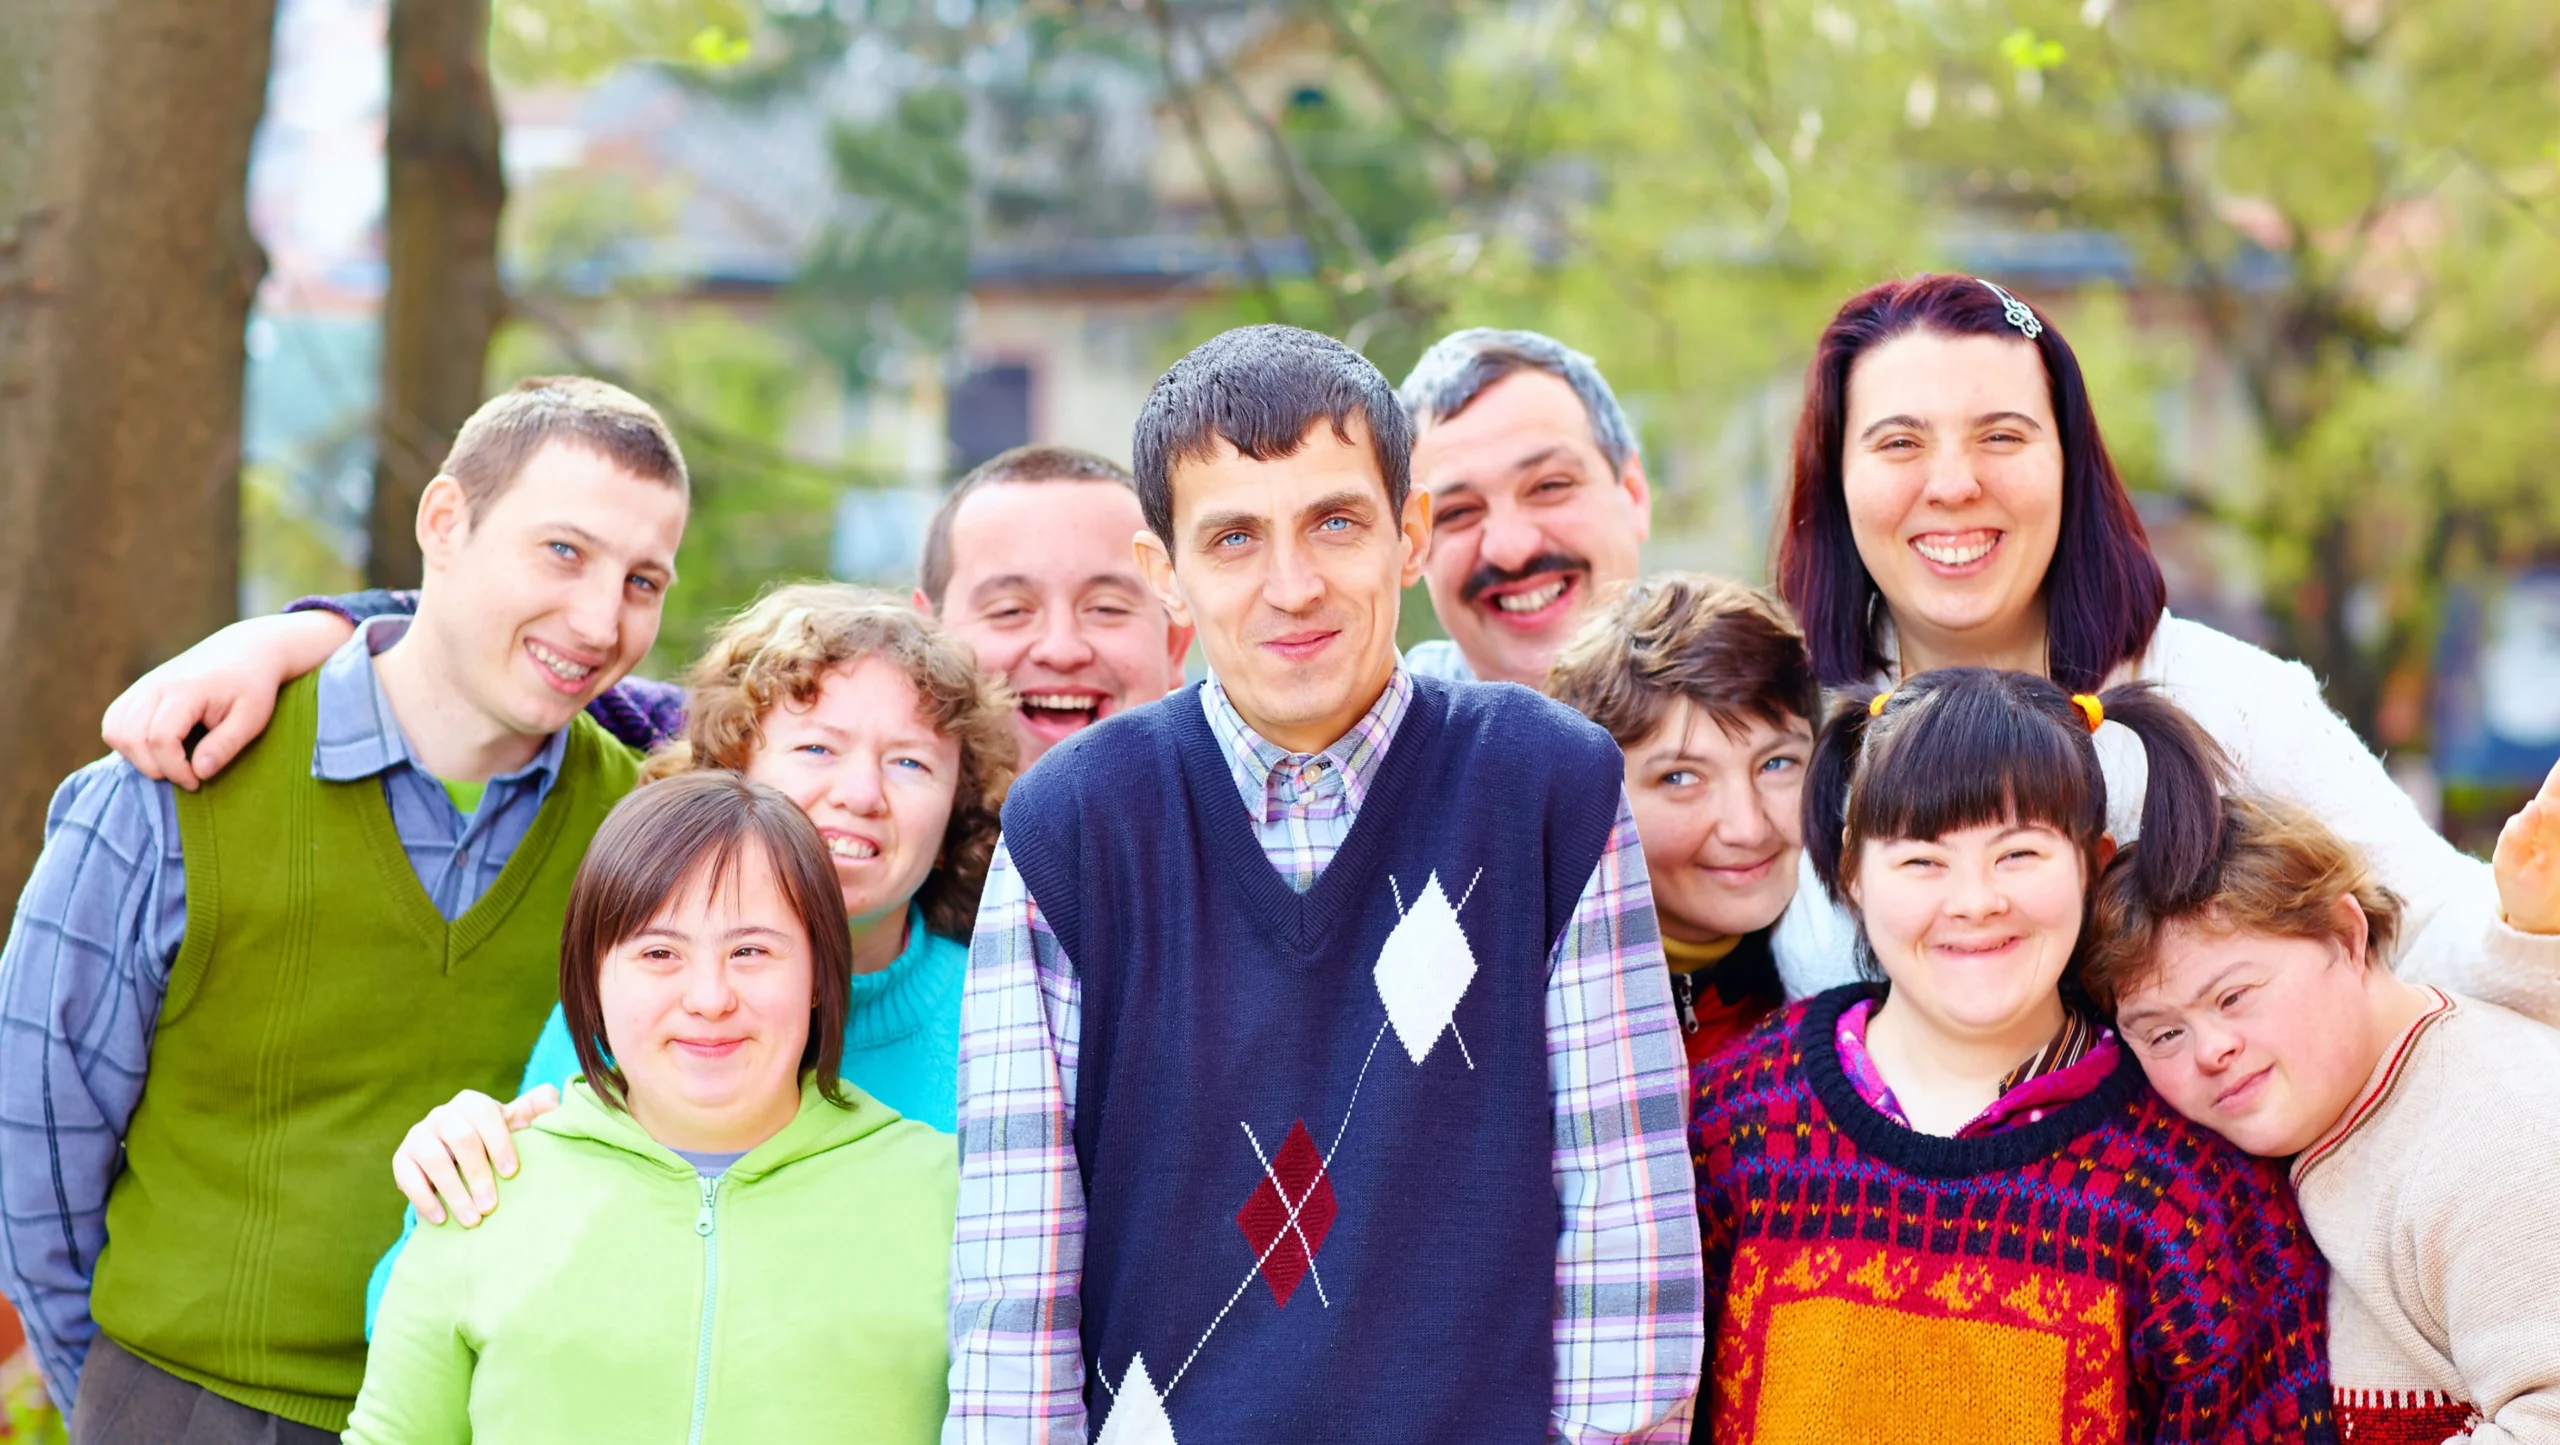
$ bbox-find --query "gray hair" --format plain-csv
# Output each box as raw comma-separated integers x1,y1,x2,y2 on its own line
1397,328,1639,476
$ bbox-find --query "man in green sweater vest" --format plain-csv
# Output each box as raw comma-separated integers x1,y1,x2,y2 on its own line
0,377,687,1443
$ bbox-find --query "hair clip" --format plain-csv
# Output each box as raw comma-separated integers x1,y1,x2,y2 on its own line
2070,693,2103,734
1980,279,2044,340
1868,690,1893,718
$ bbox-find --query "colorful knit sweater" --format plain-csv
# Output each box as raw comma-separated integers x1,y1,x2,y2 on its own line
1689,986,2336,1444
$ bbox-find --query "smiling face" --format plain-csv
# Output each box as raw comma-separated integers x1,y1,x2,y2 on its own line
928,479,1191,764
1625,698,1810,941
1851,818,2087,1042
2115,915,2390,1157
1841,330,2064,674
599,843,814,1155
1135,418,1429,754
421,439,687,738
743,657,962,928
1414,369,1651,686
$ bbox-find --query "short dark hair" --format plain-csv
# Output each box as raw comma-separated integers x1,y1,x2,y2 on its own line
1776,275,2166,692
444,375,688,517
1545,574,1818,747
1130,324,1413,544
917,445,1137,607
1398,327,1639,476
559,771,852,1113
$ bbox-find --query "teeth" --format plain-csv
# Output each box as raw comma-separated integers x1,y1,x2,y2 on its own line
1913,536,1996,566
1493,580,1568,614
527,640,595,682
1020,693,1098,712
826,836,880,860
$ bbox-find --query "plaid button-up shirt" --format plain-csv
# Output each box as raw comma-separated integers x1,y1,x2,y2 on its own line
0,617,572,1403
945,663,1703,1443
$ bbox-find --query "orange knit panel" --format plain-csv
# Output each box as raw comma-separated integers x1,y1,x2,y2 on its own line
1713,1239,2130,1444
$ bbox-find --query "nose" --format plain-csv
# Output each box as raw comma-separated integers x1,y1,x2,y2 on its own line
827,753,889,817
564,570,624,653
1707,778,1777,852
681,956,740,1019
1943,855,2006,919
2190,1017,2245,1072
1476,498,1544,573
1261,533,1325,615
1918,442,1984,509
1026,605,1096,673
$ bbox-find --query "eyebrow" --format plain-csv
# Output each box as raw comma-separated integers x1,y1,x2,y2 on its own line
1856,411,2046,444
633,923,793,943
2118,959,2251,1027
544,520,674,579
1428,443,1581,497
967,571,1147,605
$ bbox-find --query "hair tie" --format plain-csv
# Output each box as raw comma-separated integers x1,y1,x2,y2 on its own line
1868,690,1893,718
2070,693,2103,734
1980,278,2044,340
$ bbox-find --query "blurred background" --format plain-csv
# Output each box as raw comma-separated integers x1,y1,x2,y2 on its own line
3,0,2559,1426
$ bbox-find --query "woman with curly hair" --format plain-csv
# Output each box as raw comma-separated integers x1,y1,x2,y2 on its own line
363,587,1013,1322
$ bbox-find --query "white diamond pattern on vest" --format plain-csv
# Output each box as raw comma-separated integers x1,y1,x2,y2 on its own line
1097,1353,1179,1445
1373,870,1480,1066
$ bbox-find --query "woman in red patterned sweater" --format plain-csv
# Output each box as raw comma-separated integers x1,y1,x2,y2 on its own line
1687,666,2335,1443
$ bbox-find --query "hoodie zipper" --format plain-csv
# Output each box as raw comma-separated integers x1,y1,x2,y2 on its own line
686,1174,721,1445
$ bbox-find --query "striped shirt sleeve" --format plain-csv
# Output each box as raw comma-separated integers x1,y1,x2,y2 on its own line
945,840,1089,1444
1548,790,1706,1442
0,758,188,1404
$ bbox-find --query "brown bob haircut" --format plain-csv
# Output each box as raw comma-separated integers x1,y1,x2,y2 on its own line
918,445,1137,608
1776,275,2166,692
443,375,688,518
560,770,854,1113
646,583,1017,939
1545,574,1820,748
1806,668,2230,985
2082,794,2407,1014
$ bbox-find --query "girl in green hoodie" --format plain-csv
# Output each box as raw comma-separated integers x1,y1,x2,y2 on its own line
344,772,954,1445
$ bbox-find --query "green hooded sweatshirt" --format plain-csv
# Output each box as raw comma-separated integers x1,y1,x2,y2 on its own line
343,1075,953,1445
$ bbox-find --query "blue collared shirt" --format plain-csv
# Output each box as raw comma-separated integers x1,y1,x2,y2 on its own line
0,617,569,1403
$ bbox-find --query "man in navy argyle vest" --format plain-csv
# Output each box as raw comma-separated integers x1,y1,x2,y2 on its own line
943,324,1704,1445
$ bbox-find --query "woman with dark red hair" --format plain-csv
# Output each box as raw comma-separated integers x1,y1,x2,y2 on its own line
1766,273,2560,1011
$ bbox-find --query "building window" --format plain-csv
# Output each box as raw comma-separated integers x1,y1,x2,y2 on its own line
948,362,1033,477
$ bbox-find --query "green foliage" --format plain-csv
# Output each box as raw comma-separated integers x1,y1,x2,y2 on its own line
492,0,759,83
796,85,975,386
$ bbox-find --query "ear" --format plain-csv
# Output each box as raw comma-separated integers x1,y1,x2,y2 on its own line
1396,487,1432,590
911,587,937,618
1133,527,1190,629
1160,613,1196,684
1621,453,1654,542
2092,833,2119,874
2333,892,2371,972
415,475,471,572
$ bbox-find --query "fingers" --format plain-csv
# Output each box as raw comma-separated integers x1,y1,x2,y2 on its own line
500,1084,561,1134
460,1090,523,1181
188,690,276,786
145,691,206,793
432,1097,505,1217
101,687,154,777
393,1124,460,1226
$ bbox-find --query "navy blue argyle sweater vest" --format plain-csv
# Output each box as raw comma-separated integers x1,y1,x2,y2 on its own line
1001,676,1624,1445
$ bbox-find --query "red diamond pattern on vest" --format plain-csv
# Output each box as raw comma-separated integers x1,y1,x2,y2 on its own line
1235,1119,1337,1309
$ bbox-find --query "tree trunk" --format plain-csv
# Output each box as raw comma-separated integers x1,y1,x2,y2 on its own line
368,0,505,587
0,0,276,904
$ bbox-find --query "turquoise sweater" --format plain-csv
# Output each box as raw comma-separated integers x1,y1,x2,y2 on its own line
362,909,966,1333
344,1077,952,1445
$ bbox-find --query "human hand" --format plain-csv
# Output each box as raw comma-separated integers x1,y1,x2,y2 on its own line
2494,759,2560,936
101,611,356,789
389,1085,561,1227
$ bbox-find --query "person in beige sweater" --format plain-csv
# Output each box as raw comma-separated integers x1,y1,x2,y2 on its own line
2084,792,2560,1444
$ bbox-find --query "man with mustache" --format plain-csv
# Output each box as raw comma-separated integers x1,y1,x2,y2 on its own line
1399,329,1654,687
98,446,1188,779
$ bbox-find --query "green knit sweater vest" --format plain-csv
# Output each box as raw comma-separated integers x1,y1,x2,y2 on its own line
90,672,638,1431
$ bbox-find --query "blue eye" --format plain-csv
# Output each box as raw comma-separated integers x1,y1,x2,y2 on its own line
890,756,927,772
1215,531,1250,549
550,541,579,561
1317,515,1350,532
629,575,658,595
